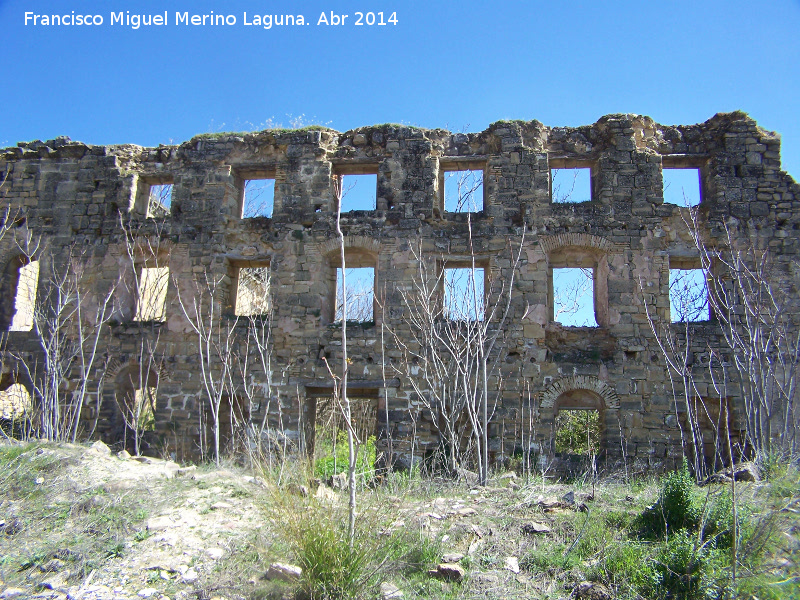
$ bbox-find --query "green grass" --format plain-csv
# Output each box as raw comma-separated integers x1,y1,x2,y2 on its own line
266,487,406,600
2,440,797,600
314,430,377,481
0,443,156,589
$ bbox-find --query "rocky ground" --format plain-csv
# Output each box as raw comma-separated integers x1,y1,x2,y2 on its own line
1,441,798,600
1,441,269,600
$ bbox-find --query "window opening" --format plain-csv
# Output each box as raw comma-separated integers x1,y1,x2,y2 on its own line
338,174,377,212
551,168,591,203
443,169,484,213
134,266,169,322
9,259,39,332
444,267,485,321
242,178,275,218
147,183,173,218
235,266,270,316
553,267,596,326
336,267,374,323
669,268,708,322
0,382,32,421
113,367,159,455
663,168,701,207
555,409,601,455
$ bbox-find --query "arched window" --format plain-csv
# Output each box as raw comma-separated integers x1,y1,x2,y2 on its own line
0,379,32,421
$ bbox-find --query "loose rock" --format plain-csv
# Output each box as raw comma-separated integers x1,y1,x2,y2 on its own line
379,582,403,599
504,556,520,573
442,553,464,563
428,563,465,582
573,581,613,600
703,462,760,485
266,562,302,582
521,521,551,534
90,441,111,456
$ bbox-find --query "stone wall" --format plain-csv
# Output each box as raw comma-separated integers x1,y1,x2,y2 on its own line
1,112,798,470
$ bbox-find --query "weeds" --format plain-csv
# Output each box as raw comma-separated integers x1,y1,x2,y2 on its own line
636,462,700,537
266,485,401,599
1,441,797,600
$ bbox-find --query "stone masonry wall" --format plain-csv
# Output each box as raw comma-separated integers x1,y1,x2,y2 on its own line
1,112,798,470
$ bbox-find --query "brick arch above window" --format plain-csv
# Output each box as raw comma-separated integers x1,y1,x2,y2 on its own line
541,375,620,410
106,357,168,384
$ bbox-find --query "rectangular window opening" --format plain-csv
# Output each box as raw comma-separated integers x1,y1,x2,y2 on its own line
242,178,275,218
663,168,701,207
553,267,596,326
335,267,374,323
444,267,485,321
235,266,271,316
9,260,39,332
337,174,377,212
551,168,591,204
669,268,708,322
134,266,169,322
146,183,173,218
444,169,484,213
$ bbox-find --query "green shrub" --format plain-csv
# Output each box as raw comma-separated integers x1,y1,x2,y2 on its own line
587,541,653,597
519,543,581,574
392,529,441,574
636,462,700,537
702,489,748,551
646,530,725,600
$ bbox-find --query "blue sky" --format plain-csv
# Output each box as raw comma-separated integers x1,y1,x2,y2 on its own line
1,0,798,178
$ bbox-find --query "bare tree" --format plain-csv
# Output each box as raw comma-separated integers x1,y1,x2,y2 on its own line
177,270,238,467
696,219,800,459
390,217,525,485
11,232,117,442
115,213,170,455
643,208,800,479
236,308,286,469
331,174,357,545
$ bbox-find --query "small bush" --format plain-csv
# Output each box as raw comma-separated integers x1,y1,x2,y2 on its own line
267,488,401,600
636,462,700,537
702,489,748,551
519,543,581,574
587,541,653,596
646,530,725,600
392,530,441,574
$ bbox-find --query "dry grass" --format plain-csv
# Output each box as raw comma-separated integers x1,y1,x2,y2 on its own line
1,441,798,600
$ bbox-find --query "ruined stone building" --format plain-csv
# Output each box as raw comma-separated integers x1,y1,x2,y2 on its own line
1,112,798,470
